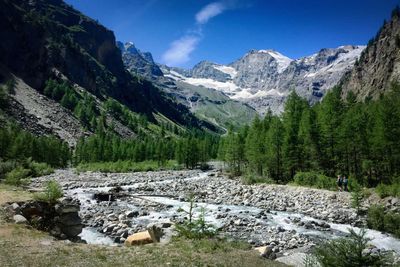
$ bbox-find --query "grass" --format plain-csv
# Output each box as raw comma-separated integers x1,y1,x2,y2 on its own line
76,160,182,173
0,185,286,267
0,225,285,267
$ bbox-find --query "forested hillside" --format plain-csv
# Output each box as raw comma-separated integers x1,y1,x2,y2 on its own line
219,85,400,187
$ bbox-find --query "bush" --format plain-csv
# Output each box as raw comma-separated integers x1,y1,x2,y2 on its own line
4,167,31,186
34,180,63,203
351,188,364,215
176,194,217,239
367,205,385,231
28,161,54,177
375,183,400,198
313,228,393,267
367,205,400,238
293,172,336,190
383,212,400,238
0,160,17,179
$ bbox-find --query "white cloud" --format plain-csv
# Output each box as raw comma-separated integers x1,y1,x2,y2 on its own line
162,35,200,66
195,2,226,24
162,1,238,67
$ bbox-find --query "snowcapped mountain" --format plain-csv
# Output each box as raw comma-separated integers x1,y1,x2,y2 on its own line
161,45,365,114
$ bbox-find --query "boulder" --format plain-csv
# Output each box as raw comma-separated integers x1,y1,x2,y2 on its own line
147,223,164,242
125,230,154,246
254,246,276,260
13,214,28,224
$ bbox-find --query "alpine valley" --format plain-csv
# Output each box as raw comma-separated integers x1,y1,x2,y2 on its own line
2,1,400,267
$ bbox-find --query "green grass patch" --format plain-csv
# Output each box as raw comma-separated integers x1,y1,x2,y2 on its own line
293,171,336,190
76,160,182,173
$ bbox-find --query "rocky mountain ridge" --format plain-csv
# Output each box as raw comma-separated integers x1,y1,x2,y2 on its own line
161,45,365,114
0,0,217,142
340,9,400,99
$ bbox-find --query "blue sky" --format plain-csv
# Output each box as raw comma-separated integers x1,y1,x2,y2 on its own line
65,0,399,68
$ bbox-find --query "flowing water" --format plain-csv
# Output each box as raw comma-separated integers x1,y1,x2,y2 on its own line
71,171,400,254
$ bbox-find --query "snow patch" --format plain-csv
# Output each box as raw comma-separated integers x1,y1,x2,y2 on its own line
213,65,238,78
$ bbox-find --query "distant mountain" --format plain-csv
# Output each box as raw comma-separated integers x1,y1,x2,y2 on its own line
341,9,400,100
117,41,163,78
120,42,257,131
162,46,365,114
0,0,217,142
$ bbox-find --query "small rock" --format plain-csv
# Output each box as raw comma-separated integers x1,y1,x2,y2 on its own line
13,215,28,224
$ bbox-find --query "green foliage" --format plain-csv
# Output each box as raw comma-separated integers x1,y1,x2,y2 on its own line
0,124,70,168
313,228,393,267
293,172,336,190
367,205,400,238
4,167,31,186
34,180,63,203
0,160,17,179
76,160,181,173
220,83,400,188
375,182,400,198
367,205,386,231
176,195,217,239
28,161,54,177
351,187,364,215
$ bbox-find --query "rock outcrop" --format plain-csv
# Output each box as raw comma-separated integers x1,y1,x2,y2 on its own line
6,197,83,241
341,9,400,100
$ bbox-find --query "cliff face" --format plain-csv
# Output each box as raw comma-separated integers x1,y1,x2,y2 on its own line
0,0,213,131
341,10,400,100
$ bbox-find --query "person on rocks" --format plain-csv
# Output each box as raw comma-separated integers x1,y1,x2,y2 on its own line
336,175,343,191
343,175,349,192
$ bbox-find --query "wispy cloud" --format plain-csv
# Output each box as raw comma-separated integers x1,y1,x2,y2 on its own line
195,2,226,24
162,35,200,66
162,1,235,66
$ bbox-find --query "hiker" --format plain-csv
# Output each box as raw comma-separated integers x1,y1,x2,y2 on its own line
336,175,343,191
343,175,349,192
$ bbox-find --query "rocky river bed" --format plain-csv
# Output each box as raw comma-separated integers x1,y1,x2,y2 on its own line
29,169,400,265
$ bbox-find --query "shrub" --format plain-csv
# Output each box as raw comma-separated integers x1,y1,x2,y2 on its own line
293,172,336,190
4,167,31,186
34,180,63,203
383,212,400,238
367,205,400,238
0,160,17,179
367,205,385,231
351,189,364,215
27,160,54,177
313,228,393,267
376,183,400,198
176,194,217,239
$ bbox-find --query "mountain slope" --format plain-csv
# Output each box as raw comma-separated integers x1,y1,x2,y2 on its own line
162,46,365,114
0,0,216,140
341,9,400,100
119,43,257,131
